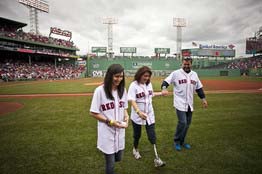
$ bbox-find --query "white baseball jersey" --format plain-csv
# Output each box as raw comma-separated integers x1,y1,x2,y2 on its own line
90,85,128,154
128,81,155,125
164,68,203,112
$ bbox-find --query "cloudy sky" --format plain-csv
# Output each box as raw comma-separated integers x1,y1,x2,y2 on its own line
0,0,261,57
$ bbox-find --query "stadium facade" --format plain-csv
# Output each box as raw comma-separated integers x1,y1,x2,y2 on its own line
1,17,261,80
0,17,85,81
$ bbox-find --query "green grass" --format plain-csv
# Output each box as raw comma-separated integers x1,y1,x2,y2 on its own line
0,78,101,94
0,76,261,94
0,93,261,174
0,77,158,94
200,76,262,81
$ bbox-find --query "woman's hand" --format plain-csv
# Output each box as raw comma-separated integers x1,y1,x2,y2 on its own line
138,111,147,120
110,120,128,128
161,90,168,96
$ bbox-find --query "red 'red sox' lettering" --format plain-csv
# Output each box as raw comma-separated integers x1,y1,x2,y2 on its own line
191,80,196,85
119,101,125,108
101,101,125,111
136,92,145,98
178,79,187,84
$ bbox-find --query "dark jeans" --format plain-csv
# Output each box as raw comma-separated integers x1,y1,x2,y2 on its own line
174,107,192,145
104,150,123,174
132,120,156,148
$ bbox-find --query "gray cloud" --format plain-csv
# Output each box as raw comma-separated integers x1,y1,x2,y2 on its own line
0,0,261,56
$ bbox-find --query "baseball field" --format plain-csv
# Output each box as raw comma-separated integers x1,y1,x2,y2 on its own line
0,77,261,174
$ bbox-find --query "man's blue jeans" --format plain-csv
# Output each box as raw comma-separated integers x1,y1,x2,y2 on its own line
174,107,192,145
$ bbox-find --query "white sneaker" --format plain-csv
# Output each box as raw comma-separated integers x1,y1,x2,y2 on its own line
132,148,141,160
154,157,166,167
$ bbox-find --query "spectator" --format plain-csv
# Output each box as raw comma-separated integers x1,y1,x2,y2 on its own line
0,60,85,81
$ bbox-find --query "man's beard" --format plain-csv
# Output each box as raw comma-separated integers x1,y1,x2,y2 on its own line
183,67,191,73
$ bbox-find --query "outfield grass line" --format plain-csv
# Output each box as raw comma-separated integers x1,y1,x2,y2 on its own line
0,89,261,98
0,78,101,87
205,89,262,94
0,93,93,98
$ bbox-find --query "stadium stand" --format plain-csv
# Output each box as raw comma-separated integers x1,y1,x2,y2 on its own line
226,56,262,69
0,17,76,49
226,55,262,75
198,56,262,76
0,17,85,82
0,61,85,81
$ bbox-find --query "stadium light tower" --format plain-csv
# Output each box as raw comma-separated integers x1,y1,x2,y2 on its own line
173,18,186,60
18,0,49,34
255,26,262,38
103,17,118,58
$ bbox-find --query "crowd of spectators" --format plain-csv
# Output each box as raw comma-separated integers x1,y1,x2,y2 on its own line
226,56,262,75
0,60,85,82
0,26,76,48
226,56,262,69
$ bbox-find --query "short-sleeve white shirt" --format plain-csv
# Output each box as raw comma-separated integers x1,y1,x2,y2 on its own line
164,69,203,112
128,81,155,125
90,85,128,154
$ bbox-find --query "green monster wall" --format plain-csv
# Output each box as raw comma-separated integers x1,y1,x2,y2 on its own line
86,58,241,77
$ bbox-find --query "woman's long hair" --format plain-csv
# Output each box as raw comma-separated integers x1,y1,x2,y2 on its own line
104,64,125,100
134,66,152,85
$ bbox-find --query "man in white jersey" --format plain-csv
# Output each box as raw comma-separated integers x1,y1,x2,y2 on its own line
161,57,208,151
90,64,129,174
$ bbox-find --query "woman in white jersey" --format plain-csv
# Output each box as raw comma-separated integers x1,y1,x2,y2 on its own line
128,66,166,167
90,64,129,174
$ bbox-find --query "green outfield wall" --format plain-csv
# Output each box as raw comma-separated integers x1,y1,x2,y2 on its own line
86,58,241,77
87,58,181,77
249,68,262,76
194,69,240,77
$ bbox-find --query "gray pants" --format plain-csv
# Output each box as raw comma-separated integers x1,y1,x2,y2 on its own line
104,150,123,174
174,107,192,145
